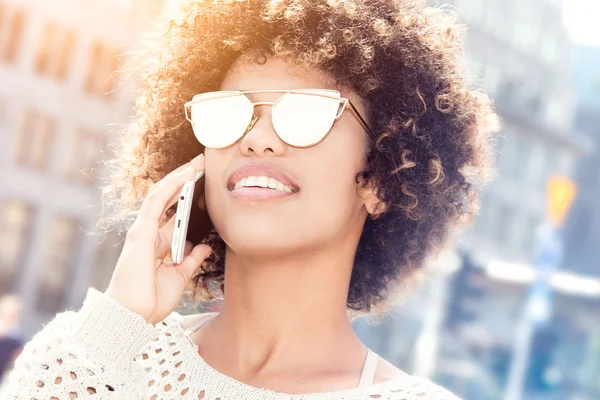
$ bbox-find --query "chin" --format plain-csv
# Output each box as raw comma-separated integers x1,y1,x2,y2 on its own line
216,216,288,243
217,219,320,258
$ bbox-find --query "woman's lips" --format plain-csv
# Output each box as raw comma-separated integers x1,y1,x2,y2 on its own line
227,163,299,192
229,186,296,200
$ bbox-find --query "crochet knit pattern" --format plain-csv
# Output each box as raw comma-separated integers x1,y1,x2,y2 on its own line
0,287,461,399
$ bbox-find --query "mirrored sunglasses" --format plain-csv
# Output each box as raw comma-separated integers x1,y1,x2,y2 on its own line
184,89,373,149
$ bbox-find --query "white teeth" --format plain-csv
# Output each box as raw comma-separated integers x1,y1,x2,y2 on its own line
257,176,269,188
234,177,251,190
233,175,293,192
275,181,288,192
246,176,257,187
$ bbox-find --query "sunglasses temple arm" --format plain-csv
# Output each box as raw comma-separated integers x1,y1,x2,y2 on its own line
347,101,375,139
184,103,192,123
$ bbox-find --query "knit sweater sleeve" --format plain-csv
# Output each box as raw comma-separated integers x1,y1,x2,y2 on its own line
0,287,160,399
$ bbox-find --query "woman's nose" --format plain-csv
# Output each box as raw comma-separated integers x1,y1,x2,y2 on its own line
239,111,287,157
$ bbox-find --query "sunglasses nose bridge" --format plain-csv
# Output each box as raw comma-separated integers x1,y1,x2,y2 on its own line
245,115,259,133
251,101,275,114
244,101,275,133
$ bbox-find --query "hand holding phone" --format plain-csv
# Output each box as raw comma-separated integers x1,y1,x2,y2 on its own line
171,170,205,264
105,154,212,325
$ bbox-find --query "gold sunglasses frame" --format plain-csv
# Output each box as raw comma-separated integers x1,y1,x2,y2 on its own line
184,89,374,148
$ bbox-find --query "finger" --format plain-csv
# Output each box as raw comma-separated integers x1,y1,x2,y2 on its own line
160,173,203,225
174,243,212,284
161,154,204,219
139,154,205,224
128,154,203,241
155,212,178,257
183,240,195,257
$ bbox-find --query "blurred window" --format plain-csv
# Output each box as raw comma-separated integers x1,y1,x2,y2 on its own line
15,109,57,170
91,231,124,292
520,214,542,258
496,3,512,38
496,79,516,104
36,216,81,315
66,127,107,185
473,190,493,239
564,204,591,267
84,41,120,100
525,143,547,189
484,1,508,38
496,132,513,178
0,200,34,294
540,35,559,66
0,6,26,64
501,135,533,182
464,53,483,82
495,132,507,155
555,152,573,177
579,155,600,186
492,202,513,247
456,0,485,23
516,13,540,53
35,22,76,80
545,95,569,131
483,64,501,94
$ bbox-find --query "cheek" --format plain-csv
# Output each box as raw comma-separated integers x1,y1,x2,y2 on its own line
202,150,230,220
314,168,361,210
304,143,365,217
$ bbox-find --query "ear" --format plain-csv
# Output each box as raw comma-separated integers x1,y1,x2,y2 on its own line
357,177,389,219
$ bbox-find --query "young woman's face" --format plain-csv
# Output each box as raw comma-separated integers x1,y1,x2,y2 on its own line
203,55,375,259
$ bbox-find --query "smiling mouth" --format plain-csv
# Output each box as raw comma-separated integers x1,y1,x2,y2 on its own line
232,175,295,193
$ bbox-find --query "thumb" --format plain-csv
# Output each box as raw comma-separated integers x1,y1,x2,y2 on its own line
176,243,212,283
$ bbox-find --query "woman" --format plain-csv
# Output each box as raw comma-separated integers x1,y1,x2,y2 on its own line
1,0,498,398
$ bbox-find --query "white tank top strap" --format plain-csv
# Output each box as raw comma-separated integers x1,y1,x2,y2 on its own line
184,312,219,335
358,348,378,388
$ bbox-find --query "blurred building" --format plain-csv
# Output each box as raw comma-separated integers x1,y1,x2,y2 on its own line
434,1,600,398
563,45,600,277
556,45,600,399
0,0,160,338
456,0,586,267
356,0,599,399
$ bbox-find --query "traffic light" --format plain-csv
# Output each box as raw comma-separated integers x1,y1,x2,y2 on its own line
444,252,486,331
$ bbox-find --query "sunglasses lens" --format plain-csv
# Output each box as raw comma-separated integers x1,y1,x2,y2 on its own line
189,94,253,148
273,92,340,147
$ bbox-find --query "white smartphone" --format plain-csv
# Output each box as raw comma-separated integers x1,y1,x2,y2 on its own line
171,169,205,264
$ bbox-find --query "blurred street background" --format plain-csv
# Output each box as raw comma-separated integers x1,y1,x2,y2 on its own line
0,0,599,399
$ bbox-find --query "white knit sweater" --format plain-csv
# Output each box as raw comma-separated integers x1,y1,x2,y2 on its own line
0,287,461,399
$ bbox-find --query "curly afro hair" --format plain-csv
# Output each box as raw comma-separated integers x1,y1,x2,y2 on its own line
98,0,500,312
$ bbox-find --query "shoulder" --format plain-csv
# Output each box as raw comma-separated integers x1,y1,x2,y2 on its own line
371,357,461,400
371,375,462,400
406,376,462,400
134,310,217,362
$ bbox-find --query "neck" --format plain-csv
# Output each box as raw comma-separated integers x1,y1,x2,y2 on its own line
208,245,365,375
